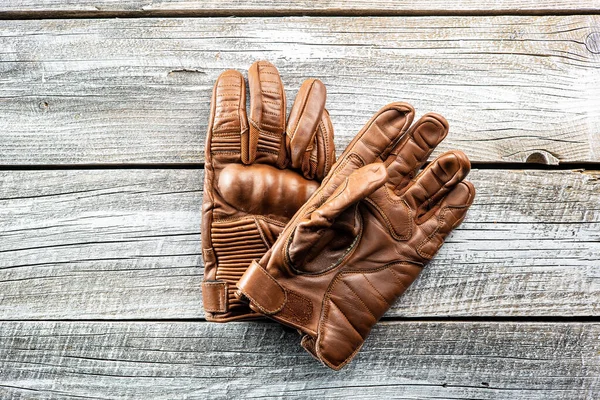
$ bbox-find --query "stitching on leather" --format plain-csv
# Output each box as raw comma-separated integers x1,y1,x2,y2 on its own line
289,80,314,141
203,281,227,312
324,178,349,207
314,261,420,364
253,217,270,248
278,290,312,325
329,297,364,339
249,117,284,131
341,279,377,320
212,132,241,137
364,197,411,241
256,149,279,155
383,184,405,205
239,263,287,315
362,274,390,306
388,269,409,292
214,215,287,226
417,204,467,259
280,153,364,274
316,295,364,370
287,202,362,276
321,120,332,173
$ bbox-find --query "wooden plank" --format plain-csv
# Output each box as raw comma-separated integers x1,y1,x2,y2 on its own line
1,169,598,319
0,321,598,399
1,16,599,165
1,0,600,16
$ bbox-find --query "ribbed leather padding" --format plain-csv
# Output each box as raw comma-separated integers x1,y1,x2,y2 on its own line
211,133,241,154
212,218,269,311
257,132,283,155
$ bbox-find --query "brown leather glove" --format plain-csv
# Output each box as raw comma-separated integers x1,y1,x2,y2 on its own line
202,61,336,322
237,102,475,369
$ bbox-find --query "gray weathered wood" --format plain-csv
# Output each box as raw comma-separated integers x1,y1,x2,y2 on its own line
1,169,598,319
1,0,599,15
0,320,598,399
1,16,599,165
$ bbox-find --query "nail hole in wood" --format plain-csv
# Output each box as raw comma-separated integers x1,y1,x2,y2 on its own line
526,152,549,164
585,32,600,54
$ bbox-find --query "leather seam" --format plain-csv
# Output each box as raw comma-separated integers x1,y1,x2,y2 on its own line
321,119,332,174
288,79,314,141
249,116,284,131
388,269,409,292
316,291,364,370
362,274,391,306
253,217,270,248
340,279,377,321
214,215,286,226
364,197,411,241
329,298,364,340
417,204,467,259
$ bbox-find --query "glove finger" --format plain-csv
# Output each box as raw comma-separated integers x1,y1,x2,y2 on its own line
206,69,247,165
302,109,336,181
286,79,327,172
317,103,414,202
416,180,475,260
349,102,415,166
402,150,471,222
246,61,287,166
386,113,449,193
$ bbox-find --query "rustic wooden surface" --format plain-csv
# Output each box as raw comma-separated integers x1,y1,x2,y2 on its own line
1,2,599,398
2,0,600,15
1,169,599,319
0,321,599,399
1,16,600,165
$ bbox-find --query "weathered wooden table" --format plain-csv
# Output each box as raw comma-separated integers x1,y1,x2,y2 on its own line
1,1,599,399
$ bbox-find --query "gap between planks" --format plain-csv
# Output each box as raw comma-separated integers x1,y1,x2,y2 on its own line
1,0,600,19
0,162,600,171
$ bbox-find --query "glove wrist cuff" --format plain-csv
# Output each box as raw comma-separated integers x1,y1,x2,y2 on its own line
237,260,287,315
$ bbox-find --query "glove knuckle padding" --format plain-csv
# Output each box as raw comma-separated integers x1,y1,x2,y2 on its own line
238,102,475,369
217,164,319,219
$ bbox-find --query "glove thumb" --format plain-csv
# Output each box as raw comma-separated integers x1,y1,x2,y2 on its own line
287,163,388,270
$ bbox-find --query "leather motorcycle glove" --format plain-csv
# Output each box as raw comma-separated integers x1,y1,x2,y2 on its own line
237,102,475,369
202,61,336,322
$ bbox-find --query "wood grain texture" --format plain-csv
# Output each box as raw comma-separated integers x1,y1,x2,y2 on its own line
1,0,600,15
1,168,598,319
1,16,599,165
0,321,598,399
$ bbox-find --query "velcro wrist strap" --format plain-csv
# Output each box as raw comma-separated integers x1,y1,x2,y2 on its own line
202,281,228,313
237,260,286,315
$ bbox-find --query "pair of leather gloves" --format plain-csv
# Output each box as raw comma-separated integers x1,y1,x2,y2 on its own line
202,61,475,370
